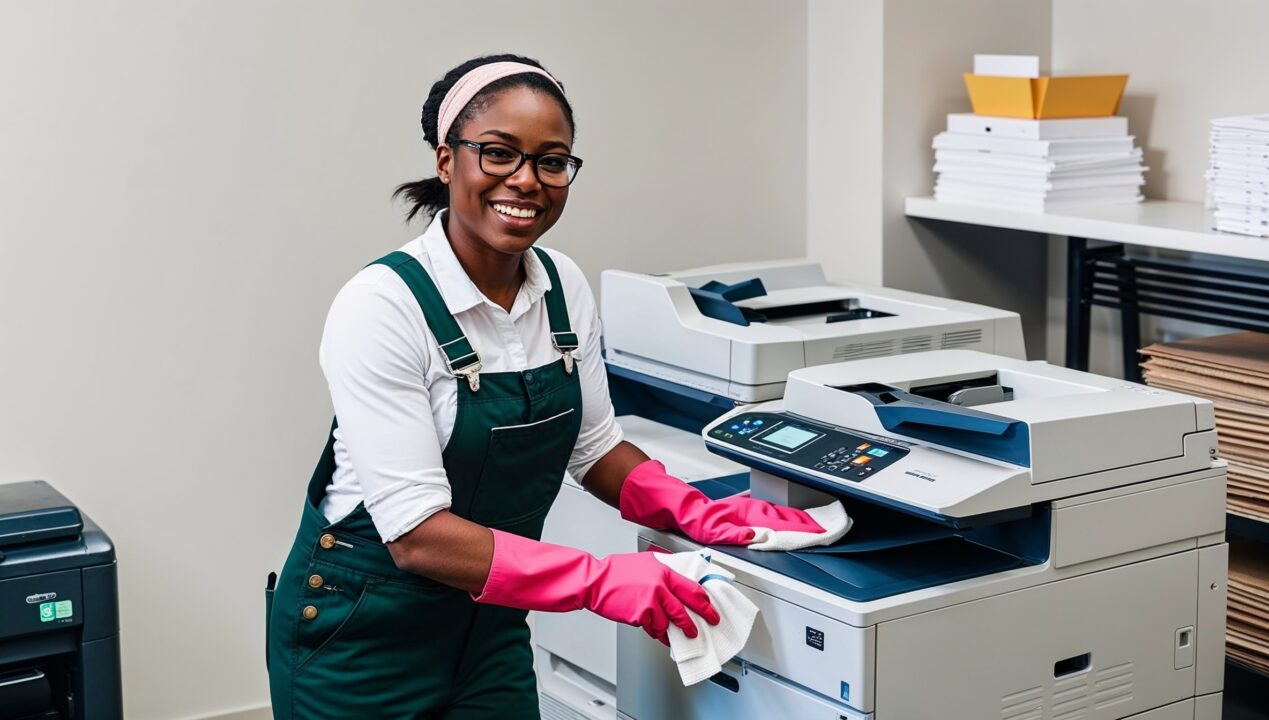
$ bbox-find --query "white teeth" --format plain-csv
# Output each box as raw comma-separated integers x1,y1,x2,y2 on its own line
493,203,538,219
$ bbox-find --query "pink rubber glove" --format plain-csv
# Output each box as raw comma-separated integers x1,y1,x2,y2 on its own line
619,459,825,545
472,529,720,644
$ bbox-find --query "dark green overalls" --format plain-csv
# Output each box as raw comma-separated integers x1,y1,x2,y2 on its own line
267,248,583,719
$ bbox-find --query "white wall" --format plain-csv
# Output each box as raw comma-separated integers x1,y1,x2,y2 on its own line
0,2,806,718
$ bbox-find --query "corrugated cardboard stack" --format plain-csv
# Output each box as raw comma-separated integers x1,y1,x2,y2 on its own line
1227,547,1269,675
1206,114,1269,238
1140,332,1269,522
1140,331,1269,675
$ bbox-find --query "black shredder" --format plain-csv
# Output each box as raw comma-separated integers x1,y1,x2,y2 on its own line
0,481,121,719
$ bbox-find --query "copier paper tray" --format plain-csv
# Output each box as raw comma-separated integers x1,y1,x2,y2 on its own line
691,474,1047,603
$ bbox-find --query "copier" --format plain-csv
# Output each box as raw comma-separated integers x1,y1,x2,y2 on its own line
534,260,1028,720
618,351,1228,720
602,259,1025,402
0,481,121,719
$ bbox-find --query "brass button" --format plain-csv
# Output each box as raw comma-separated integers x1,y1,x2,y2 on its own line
307,574,324,589
301,605,318,621
319,533,336,550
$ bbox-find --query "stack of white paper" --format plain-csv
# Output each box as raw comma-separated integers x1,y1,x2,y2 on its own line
932,113,1147,212
1206,115,1269,238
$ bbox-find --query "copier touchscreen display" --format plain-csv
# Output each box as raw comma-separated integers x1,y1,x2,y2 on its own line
755,425,821,451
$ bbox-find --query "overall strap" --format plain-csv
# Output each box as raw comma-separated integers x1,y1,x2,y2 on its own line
531,247,578,374
371,251,483,392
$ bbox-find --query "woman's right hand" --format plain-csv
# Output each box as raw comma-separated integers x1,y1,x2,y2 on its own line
471,529,719,644
581,551,719,642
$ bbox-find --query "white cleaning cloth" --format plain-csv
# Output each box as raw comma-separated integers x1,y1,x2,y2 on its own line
747,499,852,551
653,550,759,686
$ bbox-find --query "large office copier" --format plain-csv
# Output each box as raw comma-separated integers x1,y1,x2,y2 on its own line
0,481,122,719
535,260,1028,719
619,351,1228,720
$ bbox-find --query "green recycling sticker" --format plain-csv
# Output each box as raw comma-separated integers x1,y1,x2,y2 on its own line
38,600,73,622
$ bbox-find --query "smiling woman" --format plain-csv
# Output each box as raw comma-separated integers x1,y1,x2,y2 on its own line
264,53,823,720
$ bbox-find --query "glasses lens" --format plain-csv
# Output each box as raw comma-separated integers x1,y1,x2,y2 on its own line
536,154,579,187
478,143,521,177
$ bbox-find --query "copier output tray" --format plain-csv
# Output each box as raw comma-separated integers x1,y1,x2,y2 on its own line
690,474,1047,603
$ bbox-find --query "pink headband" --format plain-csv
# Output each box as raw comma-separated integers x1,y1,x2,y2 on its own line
436,61,564,147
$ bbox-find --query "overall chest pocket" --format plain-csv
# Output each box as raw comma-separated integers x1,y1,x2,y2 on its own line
467,407,579,534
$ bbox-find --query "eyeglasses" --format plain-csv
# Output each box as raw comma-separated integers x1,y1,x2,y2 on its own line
452,140,583,188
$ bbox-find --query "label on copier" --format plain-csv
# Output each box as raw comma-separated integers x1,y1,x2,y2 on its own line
805,626,824,651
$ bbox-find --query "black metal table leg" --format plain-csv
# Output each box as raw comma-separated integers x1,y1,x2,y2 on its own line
1116,249,1142,383
1065,237,1091,371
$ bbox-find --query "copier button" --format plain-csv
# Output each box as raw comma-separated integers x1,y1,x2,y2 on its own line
319,534,336,550
308,574,324,589
302,605,319,621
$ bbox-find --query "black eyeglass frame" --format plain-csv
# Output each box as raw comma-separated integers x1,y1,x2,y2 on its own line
451,139,584,187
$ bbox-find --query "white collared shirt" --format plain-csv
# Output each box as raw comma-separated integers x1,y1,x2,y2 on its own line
317,212,623,542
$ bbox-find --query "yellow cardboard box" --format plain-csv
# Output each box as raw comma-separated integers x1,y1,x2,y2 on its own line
963,73,1128,119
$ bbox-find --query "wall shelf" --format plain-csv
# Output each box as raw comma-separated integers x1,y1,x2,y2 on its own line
904,197,1269,264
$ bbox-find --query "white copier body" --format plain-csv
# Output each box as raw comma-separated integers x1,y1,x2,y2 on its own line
535,261,1027,719
617,351,1228,720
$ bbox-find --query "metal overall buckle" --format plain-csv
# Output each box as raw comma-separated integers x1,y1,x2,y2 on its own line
441,342,482,393
552,332,579,375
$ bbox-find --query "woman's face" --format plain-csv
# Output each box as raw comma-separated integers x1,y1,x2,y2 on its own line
437,86,573,256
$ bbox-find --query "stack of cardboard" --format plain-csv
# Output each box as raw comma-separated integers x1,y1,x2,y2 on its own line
1228,546,1269,675
1140,332,1269,522
1141,332,1269,674
1206,114,1269,238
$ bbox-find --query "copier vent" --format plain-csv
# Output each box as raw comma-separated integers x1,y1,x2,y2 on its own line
833,339,895,361
941,328,984,349
900,334,933,353
998,661,1134,720
539,692,595,720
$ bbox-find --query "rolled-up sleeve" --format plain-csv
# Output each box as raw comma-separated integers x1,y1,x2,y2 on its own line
560,263,624,481
319,273,451,542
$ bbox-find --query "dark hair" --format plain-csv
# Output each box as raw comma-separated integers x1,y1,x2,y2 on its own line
393,54,575,222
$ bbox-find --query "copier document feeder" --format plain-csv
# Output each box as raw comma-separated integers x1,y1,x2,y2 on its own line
602,259,1025,403
618,350,1228,720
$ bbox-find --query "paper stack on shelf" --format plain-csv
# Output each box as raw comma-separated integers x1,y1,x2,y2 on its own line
1206,114,1269,238
932,113,1147,212
1227,545,1269,675
1139,332,1269,522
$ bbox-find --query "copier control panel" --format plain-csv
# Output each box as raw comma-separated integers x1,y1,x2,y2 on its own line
707,411,909,482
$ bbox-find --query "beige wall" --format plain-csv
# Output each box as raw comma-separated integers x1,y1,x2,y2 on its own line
806,0,884,283
1048,0,1269,374
805,0,1053,357
881,0,1054,359
1053,0,1269,203
0,2,806,718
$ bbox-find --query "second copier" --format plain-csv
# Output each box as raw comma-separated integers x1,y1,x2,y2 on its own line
534,260,1028,720
618,350,1228,720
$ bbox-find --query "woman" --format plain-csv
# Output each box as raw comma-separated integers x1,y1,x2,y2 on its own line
266,54,823,719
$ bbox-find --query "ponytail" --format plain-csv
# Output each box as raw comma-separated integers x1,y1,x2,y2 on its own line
393,176,449,223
